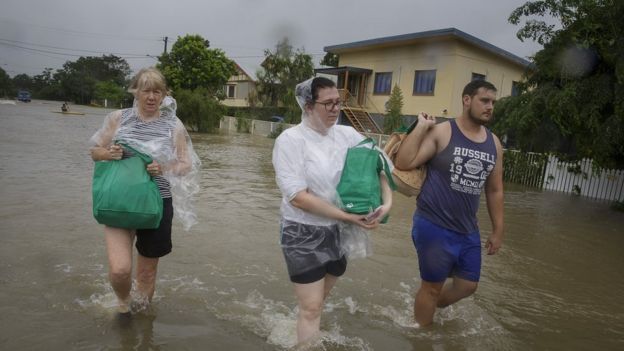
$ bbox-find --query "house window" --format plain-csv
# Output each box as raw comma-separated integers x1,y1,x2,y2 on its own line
413,70,436,95
472,73,486,81
225,85,235,98
373,72,392,95
511,81,520,97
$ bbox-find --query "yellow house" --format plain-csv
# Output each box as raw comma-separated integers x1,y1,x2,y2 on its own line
315,28,531,131
222,62,258,107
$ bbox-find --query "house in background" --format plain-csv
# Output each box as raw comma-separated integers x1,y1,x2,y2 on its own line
315,28,531,133
222,62,259,107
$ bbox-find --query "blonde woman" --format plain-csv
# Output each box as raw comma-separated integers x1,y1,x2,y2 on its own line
90,67,197,316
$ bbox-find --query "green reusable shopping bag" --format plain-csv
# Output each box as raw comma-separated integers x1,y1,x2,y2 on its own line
337,138,396,223
92,144,163,229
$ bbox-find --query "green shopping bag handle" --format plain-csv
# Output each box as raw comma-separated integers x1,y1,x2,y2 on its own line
355,138,397,191
113,141,154,165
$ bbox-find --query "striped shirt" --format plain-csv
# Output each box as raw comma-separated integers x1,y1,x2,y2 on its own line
115,108,176,198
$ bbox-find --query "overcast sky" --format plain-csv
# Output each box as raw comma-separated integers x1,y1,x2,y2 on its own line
0,0,543,78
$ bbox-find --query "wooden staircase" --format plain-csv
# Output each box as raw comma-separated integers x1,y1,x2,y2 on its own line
338,89,382,134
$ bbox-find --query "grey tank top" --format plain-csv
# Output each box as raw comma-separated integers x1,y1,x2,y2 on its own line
417,120,497,233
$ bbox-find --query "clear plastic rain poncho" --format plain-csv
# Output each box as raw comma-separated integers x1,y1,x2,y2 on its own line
90,96,201,230
273,78,378,275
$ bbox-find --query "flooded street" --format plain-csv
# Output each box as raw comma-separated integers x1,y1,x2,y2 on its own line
1,100,623,350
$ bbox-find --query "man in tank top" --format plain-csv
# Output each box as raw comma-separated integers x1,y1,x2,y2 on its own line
395,80,504,326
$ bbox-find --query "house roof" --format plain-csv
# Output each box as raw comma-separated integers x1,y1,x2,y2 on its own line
314,66,373,75
324,28,531,68
233,61,260,82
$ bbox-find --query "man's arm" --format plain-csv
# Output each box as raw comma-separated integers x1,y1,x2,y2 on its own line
394,113,436,170
485,134,504,255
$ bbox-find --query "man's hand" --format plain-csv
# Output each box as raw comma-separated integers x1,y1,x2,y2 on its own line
485,234,502,255
417,112,436,130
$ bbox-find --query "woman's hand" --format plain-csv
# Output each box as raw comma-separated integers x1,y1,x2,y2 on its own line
108,144,123,160
344,213,379,230
146,161,163,177
365,204,391,225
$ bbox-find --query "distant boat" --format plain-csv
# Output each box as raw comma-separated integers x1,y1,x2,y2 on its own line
52,111,86,116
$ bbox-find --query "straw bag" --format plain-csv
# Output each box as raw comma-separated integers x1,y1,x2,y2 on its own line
383,128,427,197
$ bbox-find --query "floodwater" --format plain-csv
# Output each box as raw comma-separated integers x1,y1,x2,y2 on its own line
1,100,623,350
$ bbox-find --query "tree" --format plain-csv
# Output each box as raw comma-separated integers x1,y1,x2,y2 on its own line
55,55,131,104
175,88,225,133
12,73,32,91
94,81,127,107
493,0,624,169
384,85,404,134
0,67,13,97
157,34,236,133
32,68,63,100
158,34,236,95
256,37,314,123
320,52,339,67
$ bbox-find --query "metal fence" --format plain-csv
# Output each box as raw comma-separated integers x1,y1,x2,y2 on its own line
503,150,548,188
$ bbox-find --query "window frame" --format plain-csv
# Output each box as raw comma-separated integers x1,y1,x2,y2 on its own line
225,84,236,99
471,72,486,81
373,72,393,95
412,69,437,96
511,81,520,97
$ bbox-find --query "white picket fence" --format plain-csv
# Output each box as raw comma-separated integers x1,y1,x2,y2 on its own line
543,155,624,202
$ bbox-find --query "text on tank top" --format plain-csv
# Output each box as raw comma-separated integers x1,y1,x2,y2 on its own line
416,119,497,233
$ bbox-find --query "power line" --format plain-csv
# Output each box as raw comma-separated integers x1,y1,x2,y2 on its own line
0,38,158,57
0,41,155,60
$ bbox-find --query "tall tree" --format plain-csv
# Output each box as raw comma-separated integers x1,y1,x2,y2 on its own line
158,34,236,95
0,68,14,97
55,55,131,104
256,37,314,123
320,52,339,67
12,73,33,91
384,85,404,134
32,68,63,100
493,0,624,169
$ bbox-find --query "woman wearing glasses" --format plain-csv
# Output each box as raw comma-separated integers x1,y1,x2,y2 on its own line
272,77,393,344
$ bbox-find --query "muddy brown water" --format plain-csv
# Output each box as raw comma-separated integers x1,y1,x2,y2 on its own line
1,100,623,350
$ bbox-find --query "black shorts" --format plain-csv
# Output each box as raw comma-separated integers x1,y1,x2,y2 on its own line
135,197,173,258
280,220,348,284
290,256,347,284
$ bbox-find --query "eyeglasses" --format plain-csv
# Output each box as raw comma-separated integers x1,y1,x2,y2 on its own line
315,100,342,111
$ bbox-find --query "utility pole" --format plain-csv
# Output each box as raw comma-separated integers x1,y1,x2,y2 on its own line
163,36,169,54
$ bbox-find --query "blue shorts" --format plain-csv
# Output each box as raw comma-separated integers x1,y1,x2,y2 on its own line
411,215,481,282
